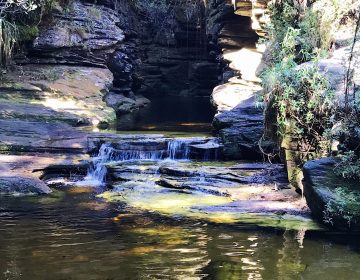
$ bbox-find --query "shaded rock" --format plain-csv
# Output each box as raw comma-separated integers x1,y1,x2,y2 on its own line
213,95,264,160
104,92,150,115
159,166,196,177
35,163,89,181
30,1,124,66
303,157,360,231
0,176,52,195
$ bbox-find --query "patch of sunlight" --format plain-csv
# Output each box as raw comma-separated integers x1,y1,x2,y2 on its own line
26,189,65,205
77,202,108,211
212,82,260,111
223,48,262,82
120,246,158,256
180,122,209,126
42,97,79,110
98,187,322,231
129,226,189,237
99,191,231,218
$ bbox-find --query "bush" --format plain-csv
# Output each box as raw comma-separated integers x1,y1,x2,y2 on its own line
261,22,335,153
130,0,201,44
0,0,59,66
323,187,360,227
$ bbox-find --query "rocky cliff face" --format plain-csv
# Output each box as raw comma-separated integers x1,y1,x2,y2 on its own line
3,0,270,150
207,0,269,159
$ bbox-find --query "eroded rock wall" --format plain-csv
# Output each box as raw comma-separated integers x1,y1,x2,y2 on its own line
207,0,269,160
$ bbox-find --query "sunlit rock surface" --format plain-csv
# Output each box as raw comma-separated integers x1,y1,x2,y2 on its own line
96,158,316,230
0,65,115,127
211,48,265,160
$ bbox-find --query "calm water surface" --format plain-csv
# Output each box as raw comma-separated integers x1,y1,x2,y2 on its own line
1,188,360,280
116,96,215,132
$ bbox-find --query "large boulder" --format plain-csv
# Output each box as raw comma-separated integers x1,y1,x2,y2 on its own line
0,176,52,195
0,65,116,127
212,79,264,160
104,92,150,116
29,1,125,66
303,157,360,231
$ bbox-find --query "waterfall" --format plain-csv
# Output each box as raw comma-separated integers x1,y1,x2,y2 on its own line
81,137,220,186
167,139,191,160
81,143,114,186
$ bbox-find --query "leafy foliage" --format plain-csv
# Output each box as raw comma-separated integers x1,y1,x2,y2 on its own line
323,187,360,227
261,8,335,155
130,0,201,44
0,0,61,66
333,10,360,180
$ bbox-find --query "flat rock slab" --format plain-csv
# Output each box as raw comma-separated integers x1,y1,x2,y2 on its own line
0,176,52,195
0,102,89,126
0,120,87,153
100,160,316,230
0,65,115,127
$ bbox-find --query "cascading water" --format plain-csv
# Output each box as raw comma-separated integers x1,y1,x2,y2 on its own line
82,138,200,186
81,143,114,186
167,139,191,160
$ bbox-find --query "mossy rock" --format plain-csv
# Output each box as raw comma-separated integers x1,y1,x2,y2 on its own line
303,157,360,231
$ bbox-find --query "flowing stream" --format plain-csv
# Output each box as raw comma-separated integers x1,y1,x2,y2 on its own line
83,138,219,186
2,134,360,279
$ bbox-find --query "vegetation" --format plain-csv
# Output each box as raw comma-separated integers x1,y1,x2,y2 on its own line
323,187,360,227
332,9,360,181
261,0,336,160
0,0,68,67
261,0,359,168
130,0,201,43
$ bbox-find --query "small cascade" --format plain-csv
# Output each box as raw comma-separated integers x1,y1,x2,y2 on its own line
82,143,114,186
167,139,191,160
81,136,223,186
109,150,164,161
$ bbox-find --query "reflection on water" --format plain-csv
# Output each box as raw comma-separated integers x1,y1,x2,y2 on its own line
1,189,360,280
116,96,215,132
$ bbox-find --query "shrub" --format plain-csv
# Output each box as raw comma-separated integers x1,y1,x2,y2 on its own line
261,22,335,153
130,0,201,44
0,0,59,66
323,187,360,227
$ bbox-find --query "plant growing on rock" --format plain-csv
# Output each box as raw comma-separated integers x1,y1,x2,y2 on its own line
130,0,202,44
333,11,360,180
0,0,60,66
261,19,335,159
260,0,359,164
323,187,360,227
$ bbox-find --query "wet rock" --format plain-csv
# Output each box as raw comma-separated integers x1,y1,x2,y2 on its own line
87,135,222,161
0,176,52,195
100,159,314,230
104,92,150,115
36,163,89,181
159,166,196,177
190,140,223,160
303,157,360,231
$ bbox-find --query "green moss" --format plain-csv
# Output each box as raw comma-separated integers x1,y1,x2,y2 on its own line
17,25,39,42
98,188,321,231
